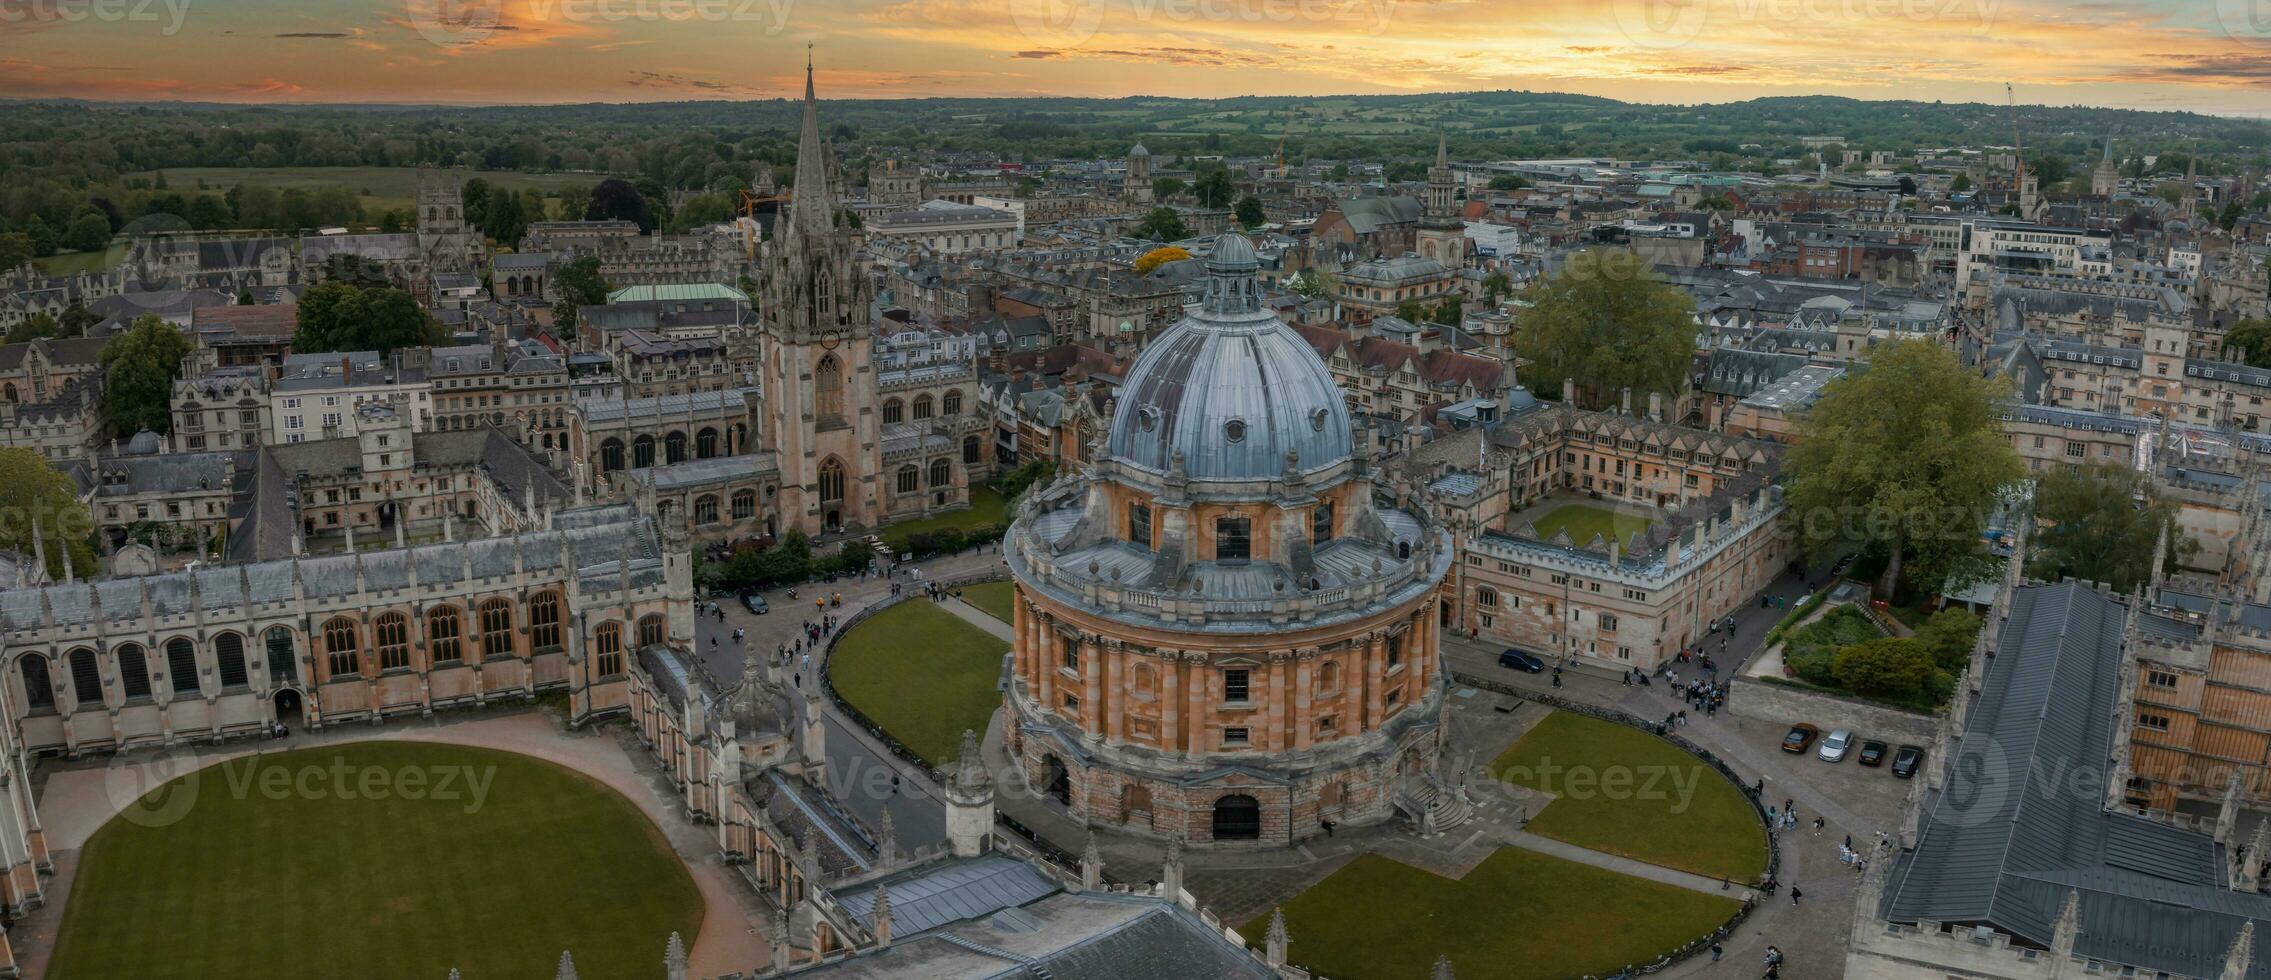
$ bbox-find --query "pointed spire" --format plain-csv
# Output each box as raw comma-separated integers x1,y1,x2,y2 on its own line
554,950,579,980
664,932,688,980
877,806,897,864
1435,131,1448,169
447,971,461,980
1431,954,1456,980
2245,818,2270,893
2227,922,2257,980
1265,908,1289,968
788,51,834,243
872,883,894,948
771,903,793,970
2050,888,2082,957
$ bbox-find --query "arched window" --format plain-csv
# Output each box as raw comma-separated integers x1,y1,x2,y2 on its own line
694,494,720,525
896,465,919,495
942,389,963,415
323,617,360,678
594,622,624,677
67,648,100,705
729,423,748,455
165,637,200,695
2,383,16,404
664,430,688,465
428,606,463,664
819,458,845,503
696,427,719,459
882,398,904,425
732,490,756,520
116,643,152,699
529,591,562,651
1313,503,1334,545
929,458,951,487
963,435,981,465
1317,660,1341,695
215,632,249,689
18,655,53,711
633,434,656,469
481,599,514,658
600,438,626,473
815,355,843,419
638,613,666,649
913,394,934,420
375,612,411,670
266,627,298,686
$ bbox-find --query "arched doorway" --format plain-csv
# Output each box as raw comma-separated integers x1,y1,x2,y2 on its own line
1212,794,1261,841
272,689,303,729
1043,755,1071,805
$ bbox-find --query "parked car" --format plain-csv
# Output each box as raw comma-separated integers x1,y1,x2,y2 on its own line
1817,729,1854,763
1780,723,1820,754
1858,740,1888,767
1892,744,1925,779
742,593,769,615
1498,649,1547,673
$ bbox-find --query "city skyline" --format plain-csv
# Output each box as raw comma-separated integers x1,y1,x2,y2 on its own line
0,0,2267,115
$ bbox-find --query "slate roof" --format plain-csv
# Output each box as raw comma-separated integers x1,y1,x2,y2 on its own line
834,855,1060,936
1880,581,2271,979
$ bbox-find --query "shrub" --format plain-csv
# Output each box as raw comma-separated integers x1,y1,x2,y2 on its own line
1914,608,1983,671
1832,637,1937,697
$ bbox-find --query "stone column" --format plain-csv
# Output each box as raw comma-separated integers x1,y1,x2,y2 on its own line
1080,637,1102,734
1012,597,1030,696
1293,652,1316,751
1035,617,1055,714
1185,654,1207,755
1364,633,1386,731
1161,652,1182,755
1104,643,1126,745
1267,654,1289,752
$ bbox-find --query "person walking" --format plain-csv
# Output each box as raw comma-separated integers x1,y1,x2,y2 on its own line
1813,816,1825,836
1710,942,1723,963
1789,886,1803,906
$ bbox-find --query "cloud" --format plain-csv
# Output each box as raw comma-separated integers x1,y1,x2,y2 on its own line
275,32,356,39
1012,50,1062,59
626,71,755,95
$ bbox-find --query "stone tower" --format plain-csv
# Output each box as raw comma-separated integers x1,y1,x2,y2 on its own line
1124,143,1155,206
944,729,995,858
1415,133,1465,265
868,160,922,208
2092,134,2120,198
416,168,481,272
760,57,883,535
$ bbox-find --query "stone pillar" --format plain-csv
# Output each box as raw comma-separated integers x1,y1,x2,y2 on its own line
1162,653,1182,755
1012,597,1030,697
1080,637,1102,734
1184,654,1207,755
1293,652,1316,750
1267,654,1289,752
1035,618,1056,714
1364,634,1386,731
1104,644,1126,745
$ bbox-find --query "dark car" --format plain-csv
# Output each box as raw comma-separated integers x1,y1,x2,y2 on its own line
742,593,769,615
1892,744,1925,779
1498,649,1547,673
1858,740,1888,767
1780,723,1820,754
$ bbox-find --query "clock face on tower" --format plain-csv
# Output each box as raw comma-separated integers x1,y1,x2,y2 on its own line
819,327,844,350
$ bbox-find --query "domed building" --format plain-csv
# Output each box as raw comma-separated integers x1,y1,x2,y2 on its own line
1002,233,1454,846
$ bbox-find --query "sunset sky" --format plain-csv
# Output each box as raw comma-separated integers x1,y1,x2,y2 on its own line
1,0,2267,114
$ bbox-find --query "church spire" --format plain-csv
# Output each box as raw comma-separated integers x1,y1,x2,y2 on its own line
789,49,834,244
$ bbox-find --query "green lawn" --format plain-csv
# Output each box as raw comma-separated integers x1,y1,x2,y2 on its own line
1490,711,1767,881
49,741,702,980
1530,502,1654,547
962,580,1017,623
880,486,1008,556
1250,849,1739,980
830,598,1008,765
33,248,121,277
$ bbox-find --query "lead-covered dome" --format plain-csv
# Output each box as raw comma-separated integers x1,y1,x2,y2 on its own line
1107,233,1352,481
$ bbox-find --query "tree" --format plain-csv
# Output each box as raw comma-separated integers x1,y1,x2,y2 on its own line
4,312,59,345
1133,246,1191,276
0,232,31,272
58,303,97,338
1152,176,1187,203
1132,207,1187,242
1516,248,1693,409
1950,173,1972,193
1785,340,2022,599
553,256,609,333
231,182,281,229
2027,461,2194,592
1912,608,1982,672
1486,175,1528,191
1482,270,1513,306
2226,319,2271,368
62,210,111,253
461,177,491,229
24,216,55,258
584,178,655,232
1192,161,1234,209
184,194,232,231
100,314,193,437
1288,268,1333,299
1233,195,1265,229
0,448,96,582
291,282,438,354
1833,637,1937,697
1697,196,1734,212
1897,175,1919,196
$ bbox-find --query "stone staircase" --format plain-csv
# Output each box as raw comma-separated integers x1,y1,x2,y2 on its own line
1394,773,1473,835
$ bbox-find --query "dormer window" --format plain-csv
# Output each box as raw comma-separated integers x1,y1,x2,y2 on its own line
1224,419,1247,442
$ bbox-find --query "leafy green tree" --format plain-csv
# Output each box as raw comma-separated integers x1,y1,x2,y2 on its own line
1697,195,1733,212
0,232,32,272
1152,176,1187,203
1192,161,1235,209
1950,174,1972,193
1487,175,1528,191
1912,608,1982,672
1233,195,1265,229
2027,461,2194,592
24,216,56,257
1288,268,1333,299
4,312,59,344
184,195,232,230
2232,319,2271,368
0,448,96,582
554,256,610,333
1785,340,2022,598
58,303,98,338
1482,270,1513,306
99,315,193,437
1833,637,1937,697
1132,207,1187,242
584,178,655,232
461,178,491,229
1515,248,1693,409
291,282,437,354
62,211,111,253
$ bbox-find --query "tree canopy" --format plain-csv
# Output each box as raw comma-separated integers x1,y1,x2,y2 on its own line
1784,340,2022,598
1132,207,1187,243
0,448,96,581
1515,248,1694,409
99,314,192,437
1133,246,1191,276
2223,318,2271,368
553,256,610,333
1233,195,1265,229
1833,636,1937,697
291,282,440,354
2027,461,2194,592
584,178,655,232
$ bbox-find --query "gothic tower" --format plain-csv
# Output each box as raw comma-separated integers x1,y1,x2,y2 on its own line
2092,133,2120,198
1124,143,1154,206
761,59,882,535
1415,133,1465,265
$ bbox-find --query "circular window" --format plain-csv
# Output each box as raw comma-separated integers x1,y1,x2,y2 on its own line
1310,407,1330,431
1225,419,1247,442
1138,408,1159,432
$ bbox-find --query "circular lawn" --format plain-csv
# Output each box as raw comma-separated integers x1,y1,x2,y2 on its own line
48,741,704,980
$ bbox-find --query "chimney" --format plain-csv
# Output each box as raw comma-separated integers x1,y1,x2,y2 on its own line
339,355,351,378
1648,392,1663,421
1620,387,1632,415
1561,378,1576,404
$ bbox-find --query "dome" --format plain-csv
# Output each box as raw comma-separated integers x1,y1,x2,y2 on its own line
1107,234,1351,481
1128,142,1151,158
125,430,162,455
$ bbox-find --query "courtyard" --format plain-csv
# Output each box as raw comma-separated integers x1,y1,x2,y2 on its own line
1518,496,1657,548
46,740,704,980
880,486,1008,556
961,580,1017,623
829,597,1011,765
1490,711,1768,881
1251,848,1739,980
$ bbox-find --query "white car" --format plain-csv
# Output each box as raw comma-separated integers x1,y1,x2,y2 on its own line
1818,729,1854,763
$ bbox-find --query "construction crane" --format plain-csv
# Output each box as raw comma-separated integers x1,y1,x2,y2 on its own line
736,185,789,261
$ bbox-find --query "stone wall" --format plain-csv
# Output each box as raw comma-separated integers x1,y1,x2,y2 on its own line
1728,677,1937,745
